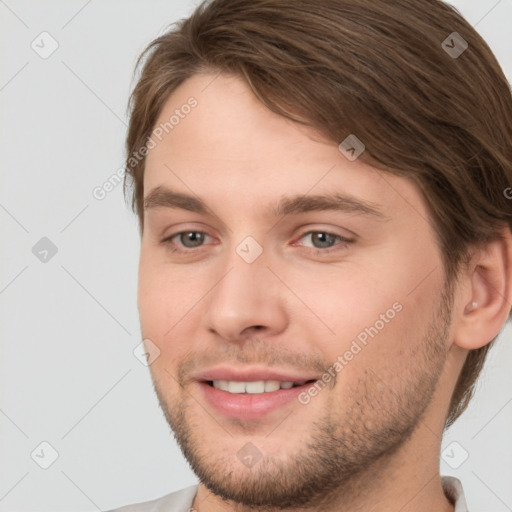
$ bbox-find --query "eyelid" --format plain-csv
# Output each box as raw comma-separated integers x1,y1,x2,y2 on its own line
162,230,213,247
161,227,353,254
295,225,354,240
293,229,353,252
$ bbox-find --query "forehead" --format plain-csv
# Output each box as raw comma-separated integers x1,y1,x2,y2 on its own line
145,73,334,170
143,72,430,228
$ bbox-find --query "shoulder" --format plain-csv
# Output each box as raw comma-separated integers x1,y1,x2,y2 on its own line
106,484,199,512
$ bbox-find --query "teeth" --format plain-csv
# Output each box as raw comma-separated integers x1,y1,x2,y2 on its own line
245,381,266,394
228,381,246,393
215,380,229,391
264,381,281,392
212,380,306,393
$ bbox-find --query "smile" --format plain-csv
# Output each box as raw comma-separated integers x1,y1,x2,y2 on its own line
209,380,314,393
199,379,318,420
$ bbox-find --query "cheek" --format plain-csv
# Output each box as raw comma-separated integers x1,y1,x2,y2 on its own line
323,309,418,407
137,265,165,335
308,263,439,369
137,255,205,374
138,244,180,317
137,252,181,344
302,270,400,346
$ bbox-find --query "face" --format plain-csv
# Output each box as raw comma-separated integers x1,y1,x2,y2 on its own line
138,72,453,509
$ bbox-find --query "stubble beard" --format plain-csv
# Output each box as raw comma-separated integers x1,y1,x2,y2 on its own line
151,285,453,510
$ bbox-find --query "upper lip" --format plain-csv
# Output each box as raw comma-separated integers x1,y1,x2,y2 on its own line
193,366,320,383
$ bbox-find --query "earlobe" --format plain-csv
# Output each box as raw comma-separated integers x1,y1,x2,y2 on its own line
453,228,512,350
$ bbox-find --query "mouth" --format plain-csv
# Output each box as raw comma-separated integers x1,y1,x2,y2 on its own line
204,379,317,393
198,379,319,420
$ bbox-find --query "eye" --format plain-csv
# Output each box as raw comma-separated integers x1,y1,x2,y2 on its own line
160,229,353,254
161,230,212,252
296,231,353,253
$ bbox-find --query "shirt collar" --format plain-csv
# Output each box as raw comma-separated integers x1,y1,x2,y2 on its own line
442,476,469,511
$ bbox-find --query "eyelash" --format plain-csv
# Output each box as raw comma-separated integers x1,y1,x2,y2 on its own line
160,230,353,255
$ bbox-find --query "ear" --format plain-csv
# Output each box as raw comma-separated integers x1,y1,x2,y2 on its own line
453,226,512,350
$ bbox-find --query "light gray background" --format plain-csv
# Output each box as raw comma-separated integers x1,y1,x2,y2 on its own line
0,1,511,511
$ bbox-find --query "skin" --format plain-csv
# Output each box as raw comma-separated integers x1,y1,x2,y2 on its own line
138,72,512,512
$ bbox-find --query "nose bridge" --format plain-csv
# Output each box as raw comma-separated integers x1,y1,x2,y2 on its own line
202,233,287,340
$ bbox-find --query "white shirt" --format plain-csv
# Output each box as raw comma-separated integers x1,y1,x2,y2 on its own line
107,475,468,512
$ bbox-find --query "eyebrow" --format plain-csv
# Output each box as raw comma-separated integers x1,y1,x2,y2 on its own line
143,185,387,220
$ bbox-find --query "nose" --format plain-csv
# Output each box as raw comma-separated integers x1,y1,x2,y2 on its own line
202,242,288,343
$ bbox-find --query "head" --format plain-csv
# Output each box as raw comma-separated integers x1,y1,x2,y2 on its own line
124,0,512,508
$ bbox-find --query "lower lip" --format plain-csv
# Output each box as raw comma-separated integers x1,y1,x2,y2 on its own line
197,381,316,420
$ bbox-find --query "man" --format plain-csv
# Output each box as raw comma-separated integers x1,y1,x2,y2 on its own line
110,0,512,510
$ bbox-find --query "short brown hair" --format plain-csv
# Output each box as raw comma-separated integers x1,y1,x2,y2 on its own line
124,0,512,428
